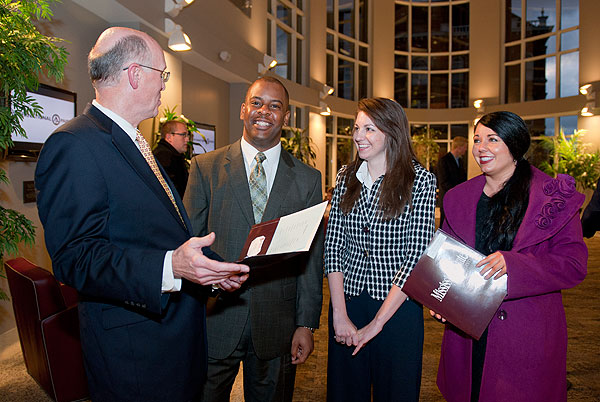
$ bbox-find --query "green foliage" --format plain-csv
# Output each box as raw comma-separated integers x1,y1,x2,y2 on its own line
411,134,440,170
0,205,36,301
539,129,600,191
157,105,207,159
0,0,69,150
0,0,68,299
0,206,35,258
281,126,317,166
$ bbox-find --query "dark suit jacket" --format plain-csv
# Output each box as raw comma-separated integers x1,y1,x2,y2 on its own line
184,139,324,360
153,139,189,198
437,152,467,222
35,104,210,402
581,177,600,238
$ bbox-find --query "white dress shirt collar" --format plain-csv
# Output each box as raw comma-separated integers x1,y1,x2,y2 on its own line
355,161,379,190
92,100,138,144
240,137,281,194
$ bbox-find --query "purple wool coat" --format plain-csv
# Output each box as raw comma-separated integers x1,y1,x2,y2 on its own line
437,167,587,402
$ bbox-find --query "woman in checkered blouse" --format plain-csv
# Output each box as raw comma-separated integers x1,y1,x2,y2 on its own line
324,98,436,402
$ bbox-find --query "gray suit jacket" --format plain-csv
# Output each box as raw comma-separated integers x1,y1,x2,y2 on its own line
184,139,323,360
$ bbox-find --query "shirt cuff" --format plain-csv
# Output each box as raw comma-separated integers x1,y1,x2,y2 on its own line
162,250,182,292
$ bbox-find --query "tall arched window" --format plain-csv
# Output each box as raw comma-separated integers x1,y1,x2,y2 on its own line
394,0,470,109
504,0,579,103
267,0,306,84
326,0,370,101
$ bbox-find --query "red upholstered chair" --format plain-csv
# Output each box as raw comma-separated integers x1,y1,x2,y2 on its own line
4,257,89,402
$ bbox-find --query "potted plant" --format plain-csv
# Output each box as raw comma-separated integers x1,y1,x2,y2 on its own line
281,126,317,166
538,129,600,192
411,133,440,171
0,0,68,299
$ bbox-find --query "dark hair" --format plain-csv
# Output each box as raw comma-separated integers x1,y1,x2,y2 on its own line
340,97,417,219
475,111,532,253
88,35,150,86
247,76,289,106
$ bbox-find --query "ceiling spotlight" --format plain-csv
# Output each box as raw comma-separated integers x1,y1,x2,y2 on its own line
165,0,195,18
581,106,593,117
320,84,334,99
473,99,483,109
219,50,232,62
580,84,592,95
165,18,191,51
319,101,331,116
258,54,277,75
579,82,600,116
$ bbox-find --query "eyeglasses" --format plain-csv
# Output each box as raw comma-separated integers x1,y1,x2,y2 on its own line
123,63,170,83
169,132,189,137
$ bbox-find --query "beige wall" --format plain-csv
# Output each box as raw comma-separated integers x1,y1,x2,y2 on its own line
578,0,600,150
371,0,394,99
181,62,230,149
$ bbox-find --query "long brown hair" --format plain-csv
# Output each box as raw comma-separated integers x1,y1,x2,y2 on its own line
340,98,417,219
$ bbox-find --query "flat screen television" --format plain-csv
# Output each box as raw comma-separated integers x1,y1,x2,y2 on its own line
8,84,77,161
191,122,216,155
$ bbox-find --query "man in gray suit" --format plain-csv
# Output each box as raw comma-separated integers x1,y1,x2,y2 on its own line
184,77,323,402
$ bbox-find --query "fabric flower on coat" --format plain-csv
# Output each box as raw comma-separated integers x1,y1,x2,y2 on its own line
535,214,551,229
557,174,576,198
543,179,559,196
542,202,557,219
552,197,566,212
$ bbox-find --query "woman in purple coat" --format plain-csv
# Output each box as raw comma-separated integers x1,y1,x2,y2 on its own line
435,111,587,402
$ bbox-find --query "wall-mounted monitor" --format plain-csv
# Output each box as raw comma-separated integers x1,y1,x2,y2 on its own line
191,122,216,155
8,84,77,161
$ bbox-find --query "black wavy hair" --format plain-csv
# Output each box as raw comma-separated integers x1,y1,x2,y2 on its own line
476,111,532,253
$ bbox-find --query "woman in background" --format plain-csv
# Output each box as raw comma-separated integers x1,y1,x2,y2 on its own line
435,111,587,402
324,97,436,402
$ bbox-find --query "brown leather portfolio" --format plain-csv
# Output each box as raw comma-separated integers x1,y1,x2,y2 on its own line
402,229,507,339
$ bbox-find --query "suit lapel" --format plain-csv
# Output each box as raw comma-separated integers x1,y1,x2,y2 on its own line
85,105,188,232
263,150,296,221
225,140,255,226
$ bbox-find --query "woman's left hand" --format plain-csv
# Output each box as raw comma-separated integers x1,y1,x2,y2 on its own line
476,251,507,280
352,320,384,356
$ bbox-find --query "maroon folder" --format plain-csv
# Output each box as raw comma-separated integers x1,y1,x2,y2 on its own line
236,201,328,270
236,218,301,269
402,229,507,339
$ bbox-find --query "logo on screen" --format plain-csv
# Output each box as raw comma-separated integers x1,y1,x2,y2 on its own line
52,114,61,125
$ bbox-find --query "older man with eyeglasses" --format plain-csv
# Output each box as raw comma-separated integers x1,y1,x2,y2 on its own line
35,26,249,402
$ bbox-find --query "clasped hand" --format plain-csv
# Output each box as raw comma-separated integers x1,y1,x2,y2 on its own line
172,233,249,291
333,313,381,356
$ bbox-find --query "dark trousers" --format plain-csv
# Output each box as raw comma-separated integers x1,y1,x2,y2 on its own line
327,290,424,402
200,316,296,402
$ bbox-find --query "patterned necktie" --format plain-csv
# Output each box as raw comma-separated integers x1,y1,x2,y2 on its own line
135,130,186,227
249,152,268,224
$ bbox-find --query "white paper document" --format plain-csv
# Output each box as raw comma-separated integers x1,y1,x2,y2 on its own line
266,201,328,255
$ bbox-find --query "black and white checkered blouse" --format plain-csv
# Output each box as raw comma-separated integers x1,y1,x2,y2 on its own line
324,160,436,301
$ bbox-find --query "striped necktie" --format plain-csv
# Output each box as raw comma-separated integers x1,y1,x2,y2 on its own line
249,152,268,224
135,130,186,227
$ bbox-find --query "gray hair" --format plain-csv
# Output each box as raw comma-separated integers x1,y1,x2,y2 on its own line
88,35,151,87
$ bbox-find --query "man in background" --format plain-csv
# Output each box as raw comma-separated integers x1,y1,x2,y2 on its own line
436,136,468,225
35,27,248,402
154,119,189,198
184,76,324,402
